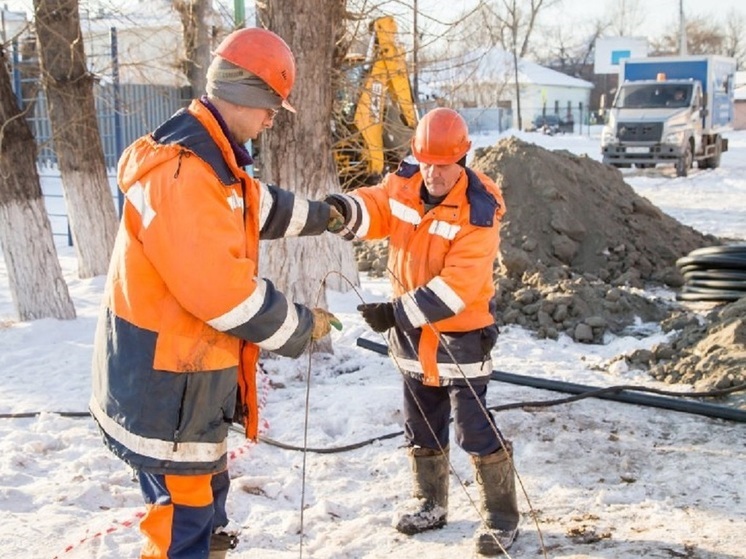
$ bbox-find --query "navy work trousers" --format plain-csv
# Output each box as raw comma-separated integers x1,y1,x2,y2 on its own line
402,377,505,456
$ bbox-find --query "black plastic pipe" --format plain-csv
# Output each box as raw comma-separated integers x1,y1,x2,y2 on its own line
356,338,746,423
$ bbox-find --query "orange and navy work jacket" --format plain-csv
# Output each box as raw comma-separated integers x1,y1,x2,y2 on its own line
329,162,505,386
90,99,330,475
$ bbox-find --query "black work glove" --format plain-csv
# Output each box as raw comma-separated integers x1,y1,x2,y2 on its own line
357,302,396,333
324,196,348,233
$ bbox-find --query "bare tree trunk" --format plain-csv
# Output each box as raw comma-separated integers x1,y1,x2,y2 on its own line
173,0,213,97
34,0,118,279
0,46,75,321
258,0,359,353
512,39,522,131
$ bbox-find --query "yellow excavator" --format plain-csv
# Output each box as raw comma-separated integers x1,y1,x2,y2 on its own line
333,16,419,191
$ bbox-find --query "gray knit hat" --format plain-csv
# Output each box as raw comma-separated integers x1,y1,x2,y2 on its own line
206,56,284,110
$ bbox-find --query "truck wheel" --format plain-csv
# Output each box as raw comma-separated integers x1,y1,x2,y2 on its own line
702,136,722,169
676,143,693,177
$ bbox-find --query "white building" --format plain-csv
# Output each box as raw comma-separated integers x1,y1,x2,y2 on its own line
419,46,594,131
4,2,243,88
84,19,188,88
0,7,28,44
80,5,190,87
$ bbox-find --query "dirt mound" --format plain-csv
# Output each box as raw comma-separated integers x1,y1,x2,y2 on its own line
468,138,746,389
470,137,718,285
621,298,746,391
492,269,671,344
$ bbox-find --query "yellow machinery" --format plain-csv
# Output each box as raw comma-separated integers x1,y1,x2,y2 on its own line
333,16,419,190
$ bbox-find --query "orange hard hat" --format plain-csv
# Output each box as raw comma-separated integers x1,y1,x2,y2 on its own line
215,27,296,112
411,108,471,165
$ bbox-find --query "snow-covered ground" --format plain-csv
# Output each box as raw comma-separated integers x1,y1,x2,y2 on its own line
1,128,744,559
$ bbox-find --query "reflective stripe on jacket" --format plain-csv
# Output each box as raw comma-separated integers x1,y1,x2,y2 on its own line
90,99,330,474
330,161,505,386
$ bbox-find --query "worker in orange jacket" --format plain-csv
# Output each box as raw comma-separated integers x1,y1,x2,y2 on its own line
326,108,519,556
90,28,341,559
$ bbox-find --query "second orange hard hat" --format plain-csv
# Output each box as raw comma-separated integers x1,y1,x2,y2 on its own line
411,108,471,165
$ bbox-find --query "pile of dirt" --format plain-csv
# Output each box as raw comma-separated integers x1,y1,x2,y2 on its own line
470,137,717,285
351,138,744,389
491,269,671,344
617,298,746,391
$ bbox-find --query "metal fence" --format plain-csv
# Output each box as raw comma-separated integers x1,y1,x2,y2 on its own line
11,35,190,169
9,30,190,245
458,107,511,133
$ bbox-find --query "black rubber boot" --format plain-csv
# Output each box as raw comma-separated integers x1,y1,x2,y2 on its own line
393,446,449,535
472,444,519,556
208,530,239,559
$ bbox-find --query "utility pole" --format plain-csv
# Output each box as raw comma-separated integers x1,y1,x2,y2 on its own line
234,0,250,176
234,0,245,28
678,0,687,55
412,0,419,104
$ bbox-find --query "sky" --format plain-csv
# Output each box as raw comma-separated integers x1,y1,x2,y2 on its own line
1,127,745,558
543,0,746,38
383,0,746,42
4,0,745,40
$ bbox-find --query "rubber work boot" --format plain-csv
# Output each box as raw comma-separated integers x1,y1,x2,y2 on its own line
208,529,239,559
472,443,519,556
393,446,449,535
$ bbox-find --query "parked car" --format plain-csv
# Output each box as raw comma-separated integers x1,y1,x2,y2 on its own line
529,114,573,135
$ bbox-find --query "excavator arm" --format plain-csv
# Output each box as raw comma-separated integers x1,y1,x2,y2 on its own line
354,16,418,176
335,16,419,189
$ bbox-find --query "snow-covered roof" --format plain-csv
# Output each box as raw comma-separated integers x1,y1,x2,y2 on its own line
420,46,594,90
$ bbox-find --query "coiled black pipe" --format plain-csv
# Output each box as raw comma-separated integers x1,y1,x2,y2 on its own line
676,244,746,302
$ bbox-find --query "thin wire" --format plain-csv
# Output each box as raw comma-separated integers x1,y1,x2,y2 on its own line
225,380,746,453
297,274,341,558
298,346,315,559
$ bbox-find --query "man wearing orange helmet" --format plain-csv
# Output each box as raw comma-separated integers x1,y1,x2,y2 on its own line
326,107,518,556
90,27,342,559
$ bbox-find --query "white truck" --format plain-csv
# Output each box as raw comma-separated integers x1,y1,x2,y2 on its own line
601,55,736,177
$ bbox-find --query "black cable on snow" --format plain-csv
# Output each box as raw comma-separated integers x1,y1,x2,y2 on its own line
5,337,746,455
253,339,746,454
676,244,746,302
357,338,746,422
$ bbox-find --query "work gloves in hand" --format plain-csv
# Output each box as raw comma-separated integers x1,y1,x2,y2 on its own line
357,302,396,333
310,308,343,340
325,196,348,233
327,205,345,233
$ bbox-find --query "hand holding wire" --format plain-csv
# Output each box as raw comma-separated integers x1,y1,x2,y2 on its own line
357,302,396,332
325,197,348,233
310,308,343,340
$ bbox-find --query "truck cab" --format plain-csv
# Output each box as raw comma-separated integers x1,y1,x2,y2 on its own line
601,56,735,177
